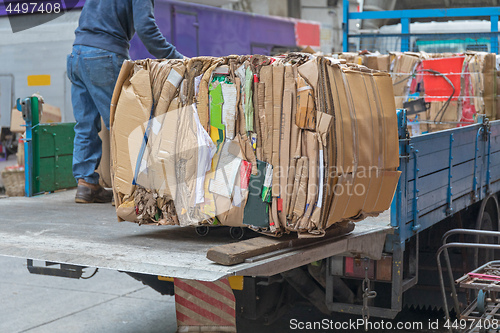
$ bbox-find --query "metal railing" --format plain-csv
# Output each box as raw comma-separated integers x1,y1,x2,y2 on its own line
438,230,500,332
347,32,500,54
343,0,500,54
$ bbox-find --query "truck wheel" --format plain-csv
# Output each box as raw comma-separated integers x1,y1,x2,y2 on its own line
473,211,495,267
230,227,245,240
474,195,500,268
195,226,210,237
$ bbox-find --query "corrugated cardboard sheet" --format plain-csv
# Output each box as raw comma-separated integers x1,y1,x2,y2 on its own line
110,56,399,237
11,103,62,133
359,51,498,135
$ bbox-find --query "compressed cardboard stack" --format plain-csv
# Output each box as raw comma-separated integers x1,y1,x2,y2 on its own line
463,52,497,121
363,54,391,72
337,52,363,66
359,51,497,136
110,54,400,237
390,52,422,110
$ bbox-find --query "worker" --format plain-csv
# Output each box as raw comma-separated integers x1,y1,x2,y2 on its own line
67,0,183,203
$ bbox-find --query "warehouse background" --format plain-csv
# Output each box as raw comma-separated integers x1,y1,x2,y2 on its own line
0,0,497,155
221,0,499,52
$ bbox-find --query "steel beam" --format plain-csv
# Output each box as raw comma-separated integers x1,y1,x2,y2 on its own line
348,7,500,20
491,15,499,53
343,0,349,52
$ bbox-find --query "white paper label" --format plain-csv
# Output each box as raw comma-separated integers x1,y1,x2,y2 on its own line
167,69,183,88
221,83,237,140
209,140,242,198
139,158,148,174
194,74,203,97
263,164,273,188
233,186,242,207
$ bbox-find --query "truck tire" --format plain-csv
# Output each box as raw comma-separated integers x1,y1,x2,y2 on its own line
195,225,210,236
230,227,245,240
473,195,500,268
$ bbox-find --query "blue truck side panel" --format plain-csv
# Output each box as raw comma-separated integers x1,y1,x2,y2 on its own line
392,118,500,244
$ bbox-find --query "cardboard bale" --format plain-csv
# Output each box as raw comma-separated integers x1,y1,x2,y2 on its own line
343,51,498,135
364,54,390,72
338,52,362,65
391,53,420,100
483,53,496,120
497,68,500,120
464,52,497,120
427,100,460,133
363,55,378,70
110,55,400,237
309,60,398,234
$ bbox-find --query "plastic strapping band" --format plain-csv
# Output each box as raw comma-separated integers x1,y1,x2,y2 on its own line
132,100,155,186
323,64,344,228
297,85,313,93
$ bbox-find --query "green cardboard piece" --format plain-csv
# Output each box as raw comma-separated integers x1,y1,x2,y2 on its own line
243,160,269,228
209,80,225,131
244,67,254,132
209,80,225,148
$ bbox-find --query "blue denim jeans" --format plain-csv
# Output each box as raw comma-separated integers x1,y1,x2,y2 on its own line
67,45,127,184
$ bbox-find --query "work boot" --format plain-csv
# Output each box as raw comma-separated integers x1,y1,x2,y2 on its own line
75,179,113,204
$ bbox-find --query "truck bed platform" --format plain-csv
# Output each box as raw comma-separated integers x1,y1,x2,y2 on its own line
0,190,391,281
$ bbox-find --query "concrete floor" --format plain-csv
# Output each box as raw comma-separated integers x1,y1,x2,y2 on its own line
0,256,178,333
0,157,204,333
0,254,450,333
0,154,177,333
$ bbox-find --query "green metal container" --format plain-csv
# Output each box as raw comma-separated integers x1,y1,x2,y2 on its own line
33,122,77,193
18,96,76,195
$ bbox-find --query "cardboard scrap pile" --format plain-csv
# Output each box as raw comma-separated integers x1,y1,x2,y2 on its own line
110,54,400,237
338,52,390,72
351,51,497,136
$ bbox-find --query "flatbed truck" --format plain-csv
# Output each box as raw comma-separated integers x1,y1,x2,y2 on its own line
1,109,500,331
